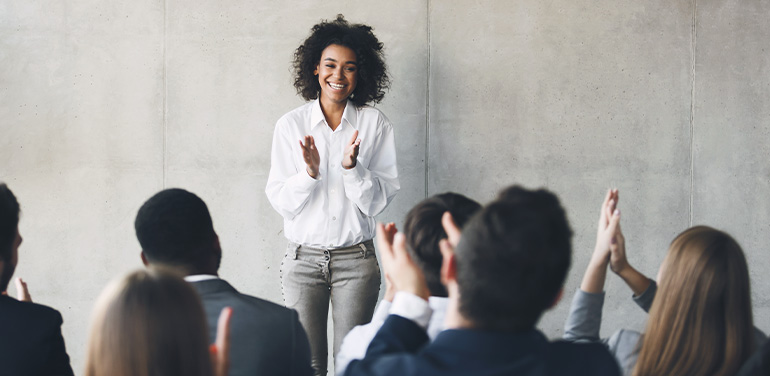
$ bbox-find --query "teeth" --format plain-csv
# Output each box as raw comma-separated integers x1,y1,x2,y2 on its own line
329,83,345,89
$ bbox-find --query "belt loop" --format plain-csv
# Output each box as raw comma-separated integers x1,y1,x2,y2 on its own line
359,242,367,257
291,243,300,260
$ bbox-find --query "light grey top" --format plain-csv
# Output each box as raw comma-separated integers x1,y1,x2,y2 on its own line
564,281,767,375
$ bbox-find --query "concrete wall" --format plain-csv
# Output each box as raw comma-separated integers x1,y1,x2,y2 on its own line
1,0,768,373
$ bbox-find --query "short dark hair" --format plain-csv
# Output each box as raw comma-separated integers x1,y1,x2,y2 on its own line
403,193,481,297
293,14,390,107
0,183,20,262
455,186,573,332
135,189,218,271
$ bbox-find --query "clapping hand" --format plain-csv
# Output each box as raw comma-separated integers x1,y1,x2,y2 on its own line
342,130,361,169
211,307,232,376
376,223,430,301
299,135,320,179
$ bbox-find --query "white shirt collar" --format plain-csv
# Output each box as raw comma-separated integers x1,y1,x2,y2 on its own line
310,99,358,130
184,274,219,283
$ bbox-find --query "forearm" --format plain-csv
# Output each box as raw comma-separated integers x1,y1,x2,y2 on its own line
265,170,319,219
342,164,399,216
580,257,609,294
616,266,651,297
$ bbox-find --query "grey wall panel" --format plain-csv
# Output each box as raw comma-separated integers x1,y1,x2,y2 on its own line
0,0,165,372
428,1,693,338
692,0,770,331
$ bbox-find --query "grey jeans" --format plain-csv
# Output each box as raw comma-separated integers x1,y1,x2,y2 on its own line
280,240,380,376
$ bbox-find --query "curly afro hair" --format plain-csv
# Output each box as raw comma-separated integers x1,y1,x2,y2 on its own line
293,15,390,107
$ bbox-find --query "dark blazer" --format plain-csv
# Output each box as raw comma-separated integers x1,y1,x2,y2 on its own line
190,278,313,376
737,338,770,376
345,315,621,376
0,295,74,376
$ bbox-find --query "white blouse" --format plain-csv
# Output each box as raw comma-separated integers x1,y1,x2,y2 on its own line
265,99,400,248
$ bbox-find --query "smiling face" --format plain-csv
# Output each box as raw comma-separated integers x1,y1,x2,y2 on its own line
315,44,358,106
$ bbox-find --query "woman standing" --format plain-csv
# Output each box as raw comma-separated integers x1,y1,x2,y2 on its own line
266,15,399,376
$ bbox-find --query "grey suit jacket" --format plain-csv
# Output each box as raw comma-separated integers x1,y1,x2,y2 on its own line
564,281,767,375
191,279,313,376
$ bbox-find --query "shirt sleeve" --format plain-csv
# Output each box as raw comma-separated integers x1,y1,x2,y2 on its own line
341,115,399,217
343,315,429,376
563,289,605,343
632,280,657,313
265,118,321,220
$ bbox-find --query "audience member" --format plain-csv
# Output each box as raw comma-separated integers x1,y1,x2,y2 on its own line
344,186,621,375
0,183,74,375
135,188,313,376
737,339,770,376
564,189,763,375
84,267,231,376
335,193,481,375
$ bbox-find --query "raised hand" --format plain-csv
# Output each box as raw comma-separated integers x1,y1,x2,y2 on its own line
376,223,430,300
382,222,398,302
211,306,232,376
580,189,621,293
609,221,629,274
299,135,320,179
441,212,462,247
592,189,620,265
342,130,361,169
15,277,32,302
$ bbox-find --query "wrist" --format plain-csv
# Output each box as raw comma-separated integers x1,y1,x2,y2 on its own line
306,167,319,179
342,160,357,170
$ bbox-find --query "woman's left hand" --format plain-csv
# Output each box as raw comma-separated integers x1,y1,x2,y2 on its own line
342,130,361,169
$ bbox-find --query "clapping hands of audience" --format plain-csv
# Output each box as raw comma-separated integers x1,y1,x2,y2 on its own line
376,222,430,301
211,307,233,376
1,277,32,302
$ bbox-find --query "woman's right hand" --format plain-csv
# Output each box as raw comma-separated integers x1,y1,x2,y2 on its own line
299,135,320,179
591,189,621,266
608,220,630,275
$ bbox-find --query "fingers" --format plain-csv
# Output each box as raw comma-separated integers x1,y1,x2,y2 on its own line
213,307,232,376
599,188,612,225
606,208,621,244
441,212,462,246
15,277,31,302
348,130,359,146
384,222,397,244
376,223,396,269
439,238,455,259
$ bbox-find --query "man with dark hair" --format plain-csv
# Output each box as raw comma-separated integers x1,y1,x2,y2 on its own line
335,193,481,375
0,183,74,375
344,186,621,376
135,188,313,376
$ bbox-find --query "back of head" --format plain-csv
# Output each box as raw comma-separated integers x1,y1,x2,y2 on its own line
135,189,218,273
0,183,20,291
454,186,572,332
403,193,481,297
635,226,754,376
85,268,212,376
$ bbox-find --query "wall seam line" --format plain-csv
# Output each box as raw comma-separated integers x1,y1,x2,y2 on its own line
689,0,697,226
424,0,431,198
162,0,168,188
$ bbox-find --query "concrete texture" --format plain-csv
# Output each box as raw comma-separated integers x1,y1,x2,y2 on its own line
428,0,693,337
1,0,769,373
692,0,770,333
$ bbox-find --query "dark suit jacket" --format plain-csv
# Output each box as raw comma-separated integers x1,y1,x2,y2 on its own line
190,278,313,376
0,295,74,376
737,338,770,376
345,315,621,376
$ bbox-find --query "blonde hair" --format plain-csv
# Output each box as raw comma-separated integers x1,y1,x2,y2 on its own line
85,268,213,376
633,226,755,376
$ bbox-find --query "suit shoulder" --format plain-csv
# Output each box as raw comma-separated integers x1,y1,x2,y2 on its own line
0,297,63,326
549,340,620,375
